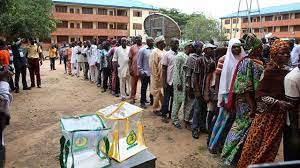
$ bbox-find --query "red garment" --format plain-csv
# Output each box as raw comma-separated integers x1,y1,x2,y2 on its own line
128,44,143,77
0,50,10,66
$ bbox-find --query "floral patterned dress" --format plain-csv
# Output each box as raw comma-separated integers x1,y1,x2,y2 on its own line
221,58,264,165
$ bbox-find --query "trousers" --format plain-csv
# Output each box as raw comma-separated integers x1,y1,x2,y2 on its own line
50,58,55,70
120,75,130,99
14,63,28,89
140,76,153,104
28,58,41,87
130,75,139,100
161,85,173,118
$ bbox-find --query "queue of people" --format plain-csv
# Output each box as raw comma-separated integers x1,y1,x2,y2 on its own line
60,34,299,167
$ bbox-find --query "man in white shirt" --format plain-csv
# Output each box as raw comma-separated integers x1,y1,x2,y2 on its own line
291,44,300,67
112,38,130,101
76,42,85,78
70,42,77,76
284,55,300,161
86,40,98,83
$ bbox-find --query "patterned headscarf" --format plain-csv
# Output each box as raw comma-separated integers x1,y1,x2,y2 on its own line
269,39,289,61
242,33,262,53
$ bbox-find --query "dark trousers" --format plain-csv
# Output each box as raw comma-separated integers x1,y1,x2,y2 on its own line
28,58,41,87
192,98,207,131
161,84,173,118
8,79,14,91
140,76,153,104
283,125,300,161
102,68,111,90
0,129,4,168
14,63,28,89
84,62,89,80
63,57,67,73
50,58,55,70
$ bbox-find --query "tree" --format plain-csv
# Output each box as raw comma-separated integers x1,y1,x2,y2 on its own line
158,8,226,42
0,0,56,41
183,13,225,41
159,8,190,28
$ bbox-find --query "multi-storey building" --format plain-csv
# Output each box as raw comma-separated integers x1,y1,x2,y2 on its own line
51,0,157,43
220,3,300,40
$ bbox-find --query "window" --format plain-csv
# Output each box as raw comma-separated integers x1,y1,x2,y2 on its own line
70,23,75,28
98,8,107,15
109,23,115,29
57,36,69,43
55,6,67,13
83,36,93,41
274,15,282,21
109,10,115,16
76,9,80,13
70,38,75,42
267,27,273,32
133,10,142,17
232,18,239,24
82,7,93,14
224,19,230,24
242,29,247,33
133,23,142,30
76,23,80,28
283,14,289,20
280,26,288,32
82,22,93,29
295,13,300,19
233,28,239,32
225,29,230,33
117,23,128,30
254,28,259,33
117,10,127,16
265,15,273,21
257,17,261,22
243,18,248,23
57,21,68,28
294,25,300,31
70,8,74,13
98,22,108,29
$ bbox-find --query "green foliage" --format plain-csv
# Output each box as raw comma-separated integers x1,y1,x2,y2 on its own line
0,0,56,41
159,8,226,42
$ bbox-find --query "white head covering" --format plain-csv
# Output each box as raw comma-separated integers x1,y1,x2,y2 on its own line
154,36,165,44
218,39,246,106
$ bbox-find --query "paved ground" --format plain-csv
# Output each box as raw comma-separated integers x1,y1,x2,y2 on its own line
5,60,282,168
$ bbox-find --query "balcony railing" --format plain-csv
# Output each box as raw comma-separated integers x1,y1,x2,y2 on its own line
53,12,130,23
52,28,129,37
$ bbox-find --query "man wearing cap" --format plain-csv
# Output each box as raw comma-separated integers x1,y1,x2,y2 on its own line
138,37,154,109
128,36,143,104
184,41,204,129
113,37,130,101
161,38,179,123
149,36,166,115
171,41,193,128
192,42,216,139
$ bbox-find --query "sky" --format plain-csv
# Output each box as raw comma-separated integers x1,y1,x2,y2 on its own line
138,0,300,18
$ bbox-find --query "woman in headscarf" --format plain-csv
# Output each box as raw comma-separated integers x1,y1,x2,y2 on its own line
208,39,246,153
237,40,293,168
221,34,264,166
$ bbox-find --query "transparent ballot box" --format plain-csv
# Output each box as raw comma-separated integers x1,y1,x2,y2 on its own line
96,102,147,162
60,114,110,168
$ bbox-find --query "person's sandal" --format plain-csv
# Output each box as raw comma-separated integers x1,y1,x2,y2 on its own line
173,122,182,129
192,130,199,139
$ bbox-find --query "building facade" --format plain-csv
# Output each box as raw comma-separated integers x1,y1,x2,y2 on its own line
51,0,156,43
221,3,300,40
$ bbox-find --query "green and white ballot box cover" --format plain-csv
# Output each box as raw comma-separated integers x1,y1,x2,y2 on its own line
60,114,110,168
96,102,147,162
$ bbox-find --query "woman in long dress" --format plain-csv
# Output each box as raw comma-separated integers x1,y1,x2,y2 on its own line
208,39,246,153
237,40,293,168
221,35,264,165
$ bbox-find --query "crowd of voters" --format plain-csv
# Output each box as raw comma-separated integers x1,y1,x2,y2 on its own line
0,32,299,167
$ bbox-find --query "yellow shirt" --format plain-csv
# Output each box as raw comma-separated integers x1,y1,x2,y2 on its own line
49,48,57,58
27,44,42,59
